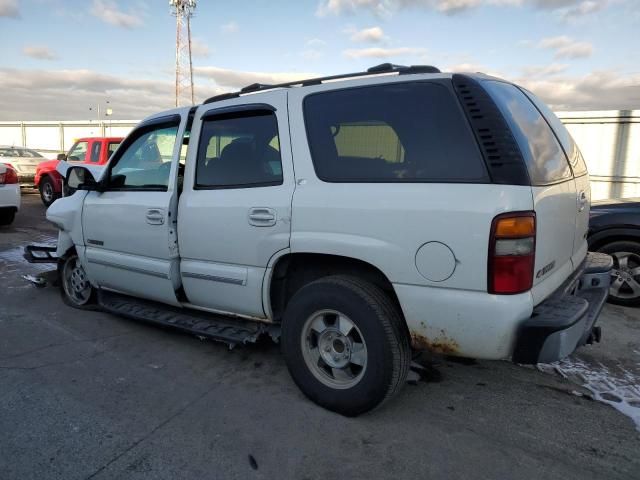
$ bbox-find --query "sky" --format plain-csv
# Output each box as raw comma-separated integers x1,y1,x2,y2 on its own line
0,0,639,120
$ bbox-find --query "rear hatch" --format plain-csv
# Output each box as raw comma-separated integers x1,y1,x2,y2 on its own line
483,81,587,304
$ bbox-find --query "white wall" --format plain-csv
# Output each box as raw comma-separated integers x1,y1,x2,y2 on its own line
557,110,640,201
0,120,138,155
1,112,639,200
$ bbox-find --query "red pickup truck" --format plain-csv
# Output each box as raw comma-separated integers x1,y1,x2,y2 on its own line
35,137,123,206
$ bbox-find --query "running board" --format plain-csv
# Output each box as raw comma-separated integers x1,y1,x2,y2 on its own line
97,290,270,348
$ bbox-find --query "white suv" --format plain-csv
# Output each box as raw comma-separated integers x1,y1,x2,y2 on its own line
45,64,612,415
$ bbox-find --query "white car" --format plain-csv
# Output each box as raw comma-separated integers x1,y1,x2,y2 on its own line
46,64,612,415
0,145,47,187
0,163,20,225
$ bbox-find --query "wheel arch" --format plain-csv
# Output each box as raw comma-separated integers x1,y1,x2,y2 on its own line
588,227,640,251
265,251,405,325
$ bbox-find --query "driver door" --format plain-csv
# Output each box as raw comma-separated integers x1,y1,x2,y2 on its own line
81,113,187,305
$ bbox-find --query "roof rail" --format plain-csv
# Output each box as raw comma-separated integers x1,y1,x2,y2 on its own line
203,63,440,105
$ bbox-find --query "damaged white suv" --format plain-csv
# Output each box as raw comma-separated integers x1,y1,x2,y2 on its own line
44,64,612,415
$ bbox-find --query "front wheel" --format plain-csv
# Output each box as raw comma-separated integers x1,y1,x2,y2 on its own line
59,253,96,308
39,176,60,207
281,275,410,416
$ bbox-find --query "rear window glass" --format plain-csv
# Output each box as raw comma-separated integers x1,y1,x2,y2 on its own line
483,81,572,185
521,89,588,177
304,82,487,183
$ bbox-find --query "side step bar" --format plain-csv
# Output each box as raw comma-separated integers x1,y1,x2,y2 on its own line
98,290,272,348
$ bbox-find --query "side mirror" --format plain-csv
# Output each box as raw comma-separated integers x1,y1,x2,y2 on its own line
57,153,67,161
66,166,98,191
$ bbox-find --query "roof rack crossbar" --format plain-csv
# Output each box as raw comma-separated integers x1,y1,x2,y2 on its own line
203,63,440,104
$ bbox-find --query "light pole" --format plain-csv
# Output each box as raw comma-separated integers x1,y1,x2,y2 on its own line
89,101,113,136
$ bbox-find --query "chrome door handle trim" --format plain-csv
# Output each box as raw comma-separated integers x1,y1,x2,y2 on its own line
248,207,276,227
146,209,165,225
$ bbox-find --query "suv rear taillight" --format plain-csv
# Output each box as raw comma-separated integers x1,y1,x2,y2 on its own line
488,212,536,295
0,164,18,185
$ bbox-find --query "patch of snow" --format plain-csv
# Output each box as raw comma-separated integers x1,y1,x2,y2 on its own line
540,358,640,430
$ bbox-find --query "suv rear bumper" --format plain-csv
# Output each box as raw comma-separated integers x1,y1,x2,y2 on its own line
512,252,612,364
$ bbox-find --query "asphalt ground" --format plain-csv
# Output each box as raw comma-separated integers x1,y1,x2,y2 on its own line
1,193,639,480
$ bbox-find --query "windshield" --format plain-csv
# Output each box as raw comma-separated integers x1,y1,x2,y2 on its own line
0,147,43,158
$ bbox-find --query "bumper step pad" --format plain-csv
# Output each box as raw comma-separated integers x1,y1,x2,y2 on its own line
98,290,268,348
513,251,612,365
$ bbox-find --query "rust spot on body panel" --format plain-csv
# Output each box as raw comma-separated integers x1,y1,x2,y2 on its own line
410,331,460,355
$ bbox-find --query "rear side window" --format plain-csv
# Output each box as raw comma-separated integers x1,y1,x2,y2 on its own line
195,111,283,189
107,142,121,159
90,141,102,163
521,89,588,177
483,81,572,185
304,82,488,183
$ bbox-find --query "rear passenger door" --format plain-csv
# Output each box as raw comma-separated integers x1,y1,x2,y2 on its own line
178,91,294,318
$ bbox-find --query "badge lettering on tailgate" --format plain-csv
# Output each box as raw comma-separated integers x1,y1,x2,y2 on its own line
536,260,555,279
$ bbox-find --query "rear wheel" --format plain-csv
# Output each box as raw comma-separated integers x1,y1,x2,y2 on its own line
0,208,16,226
39,176,60,207
59,253,96,308
598,241,640,307
281,275,410,416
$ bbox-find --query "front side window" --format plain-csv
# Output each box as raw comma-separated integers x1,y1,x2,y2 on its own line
67,141,88,162
90,141,102,163
109,124,179,190
303,82,487,183
483,81,572,185
195,111,283,189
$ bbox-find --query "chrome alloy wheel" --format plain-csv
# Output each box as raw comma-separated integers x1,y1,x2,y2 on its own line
41,181,54,203
301,309,367,389
62,256,92,306
610,251,640,300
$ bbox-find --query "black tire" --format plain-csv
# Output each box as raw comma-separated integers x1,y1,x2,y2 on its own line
281,275,410,416
598,240,640,307
58,253,97,309
39,176,60,207
0,208,16,226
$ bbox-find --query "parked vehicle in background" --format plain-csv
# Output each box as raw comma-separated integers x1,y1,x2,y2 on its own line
35,137,123,206
589,198,640,306
0,146,47,188
45,64,612,415
0,163,20,225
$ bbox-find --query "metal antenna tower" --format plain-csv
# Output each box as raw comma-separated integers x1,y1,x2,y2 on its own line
170,0,196,107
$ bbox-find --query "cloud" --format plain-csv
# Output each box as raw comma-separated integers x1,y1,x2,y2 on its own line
90,0,143,29
520,63,568,78
539,35,593,58
560,0,607,21
306,38,327,47
0,0,19,18
516,70,640,111
221,21,238,33
0,65,638,121
191,39,210,58
343,46,427,58
193,66,319,89
348,26,387,42
22,45,58,61
316,0,607,16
